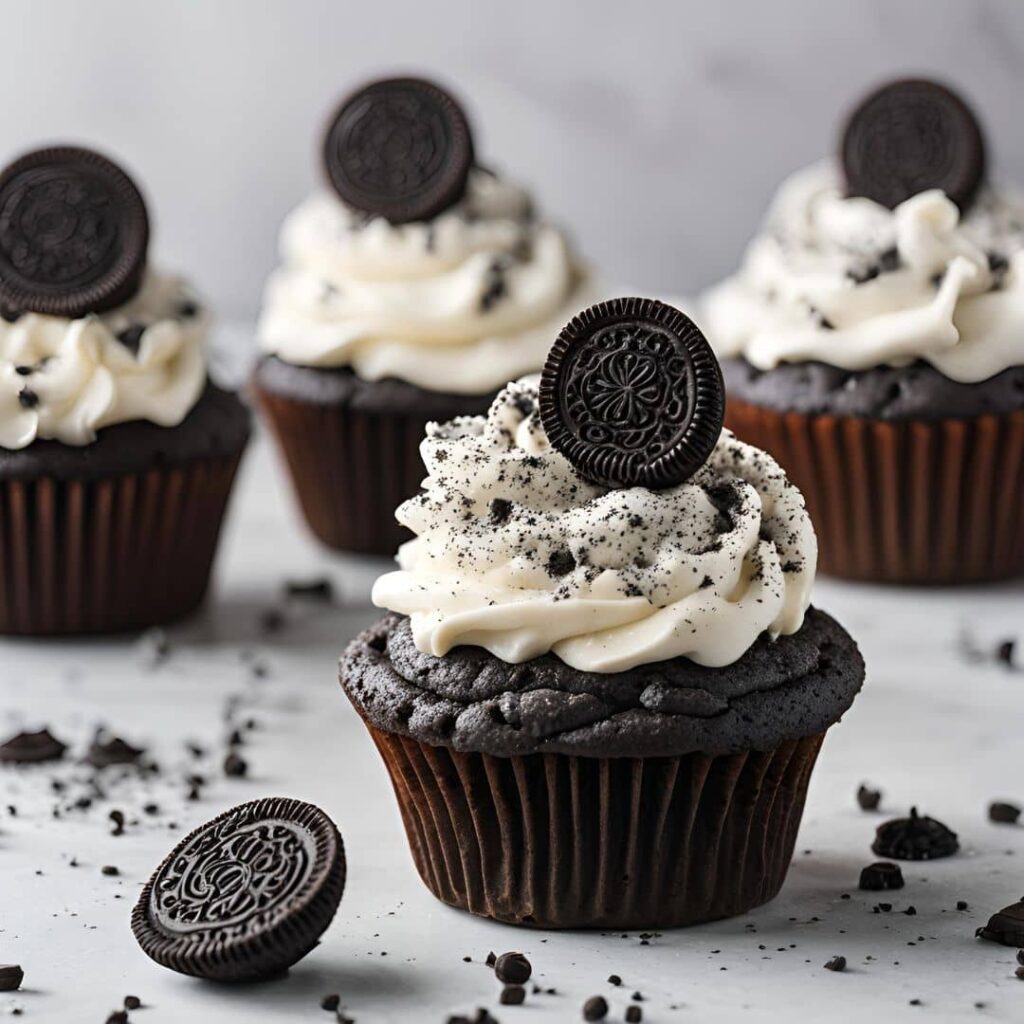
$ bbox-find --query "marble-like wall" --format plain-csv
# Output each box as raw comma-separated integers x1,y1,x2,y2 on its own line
4,0,1021,316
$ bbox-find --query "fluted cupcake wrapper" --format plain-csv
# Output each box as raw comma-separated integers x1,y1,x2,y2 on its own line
252,383,439,557
726,401,1024,584
0,452,243,635
366,723,824,929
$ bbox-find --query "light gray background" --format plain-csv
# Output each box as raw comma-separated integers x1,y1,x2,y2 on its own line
6,0,1024,318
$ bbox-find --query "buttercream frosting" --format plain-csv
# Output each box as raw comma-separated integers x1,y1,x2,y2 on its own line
372,378,816,673
701,163,1024,382
258,168,597,393
0,270,207,450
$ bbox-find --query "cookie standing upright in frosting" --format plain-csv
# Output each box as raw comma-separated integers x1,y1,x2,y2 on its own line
341,298,865,929
0,144,249,635
252,75,602,556
697,78,1024,584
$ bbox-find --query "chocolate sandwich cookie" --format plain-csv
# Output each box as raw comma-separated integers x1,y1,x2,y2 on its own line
132,797,345,981
323,76,473,224
0,146,149,318
540,297,724,490
842,78,986,211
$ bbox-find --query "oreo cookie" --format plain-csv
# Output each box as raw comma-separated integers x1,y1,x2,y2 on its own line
132,797,345,981
841,78,985,210
0,146,149,318
323,77,473,224
539,298,725,489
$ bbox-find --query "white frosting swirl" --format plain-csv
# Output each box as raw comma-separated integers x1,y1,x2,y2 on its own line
0,270,207,450
372,379,816,673
258,169,598,394
701,163,1024,382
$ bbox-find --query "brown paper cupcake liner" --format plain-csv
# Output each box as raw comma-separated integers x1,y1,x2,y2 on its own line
365,723,824,929
253,385,439,556
727,399,1024,584
0,452,243,635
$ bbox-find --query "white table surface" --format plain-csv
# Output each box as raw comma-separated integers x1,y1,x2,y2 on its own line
1,423,1023,1024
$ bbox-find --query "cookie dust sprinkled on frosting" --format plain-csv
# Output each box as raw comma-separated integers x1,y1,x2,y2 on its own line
701,162,1024,382
258,168,601,394
372,379,816,672
0,270,206,449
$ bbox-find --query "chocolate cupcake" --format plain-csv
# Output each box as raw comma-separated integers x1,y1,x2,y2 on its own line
253,76,600,556
0,145,249,634
340,298,865,929
699,78,1024,583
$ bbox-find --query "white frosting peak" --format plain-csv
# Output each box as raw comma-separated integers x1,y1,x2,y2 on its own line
372,379,816,673
258,169,600,393
0,270,207,450
701,163,1024,382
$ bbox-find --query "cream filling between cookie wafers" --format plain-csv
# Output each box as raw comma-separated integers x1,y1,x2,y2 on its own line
372,378,816,673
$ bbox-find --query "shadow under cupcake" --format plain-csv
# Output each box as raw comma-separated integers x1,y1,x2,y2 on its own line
340,298,865,929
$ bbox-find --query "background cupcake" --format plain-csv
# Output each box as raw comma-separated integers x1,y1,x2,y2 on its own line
341,298,865,929
0,145,249,634
253,76,599,556
699,79,1024,584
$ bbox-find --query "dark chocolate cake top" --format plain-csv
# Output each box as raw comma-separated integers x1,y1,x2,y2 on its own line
341,608,863,758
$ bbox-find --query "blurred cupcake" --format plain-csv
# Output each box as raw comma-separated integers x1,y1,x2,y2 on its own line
254,76,598,556
0,145,249,634
340,298,865,929
700,79,1024,583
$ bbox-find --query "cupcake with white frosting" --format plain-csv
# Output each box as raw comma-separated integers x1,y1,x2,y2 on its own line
0,148,249,634
0,145,249,634
253,76,598,555
699,78,1024,583
341,298,864,929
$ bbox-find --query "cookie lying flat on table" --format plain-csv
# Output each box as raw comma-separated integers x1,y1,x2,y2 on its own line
841,78,985,211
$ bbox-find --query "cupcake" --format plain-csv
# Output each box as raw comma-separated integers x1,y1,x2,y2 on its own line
254,76,598,556
700,78,1024,583
340,298,864,929
0,145,249,634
